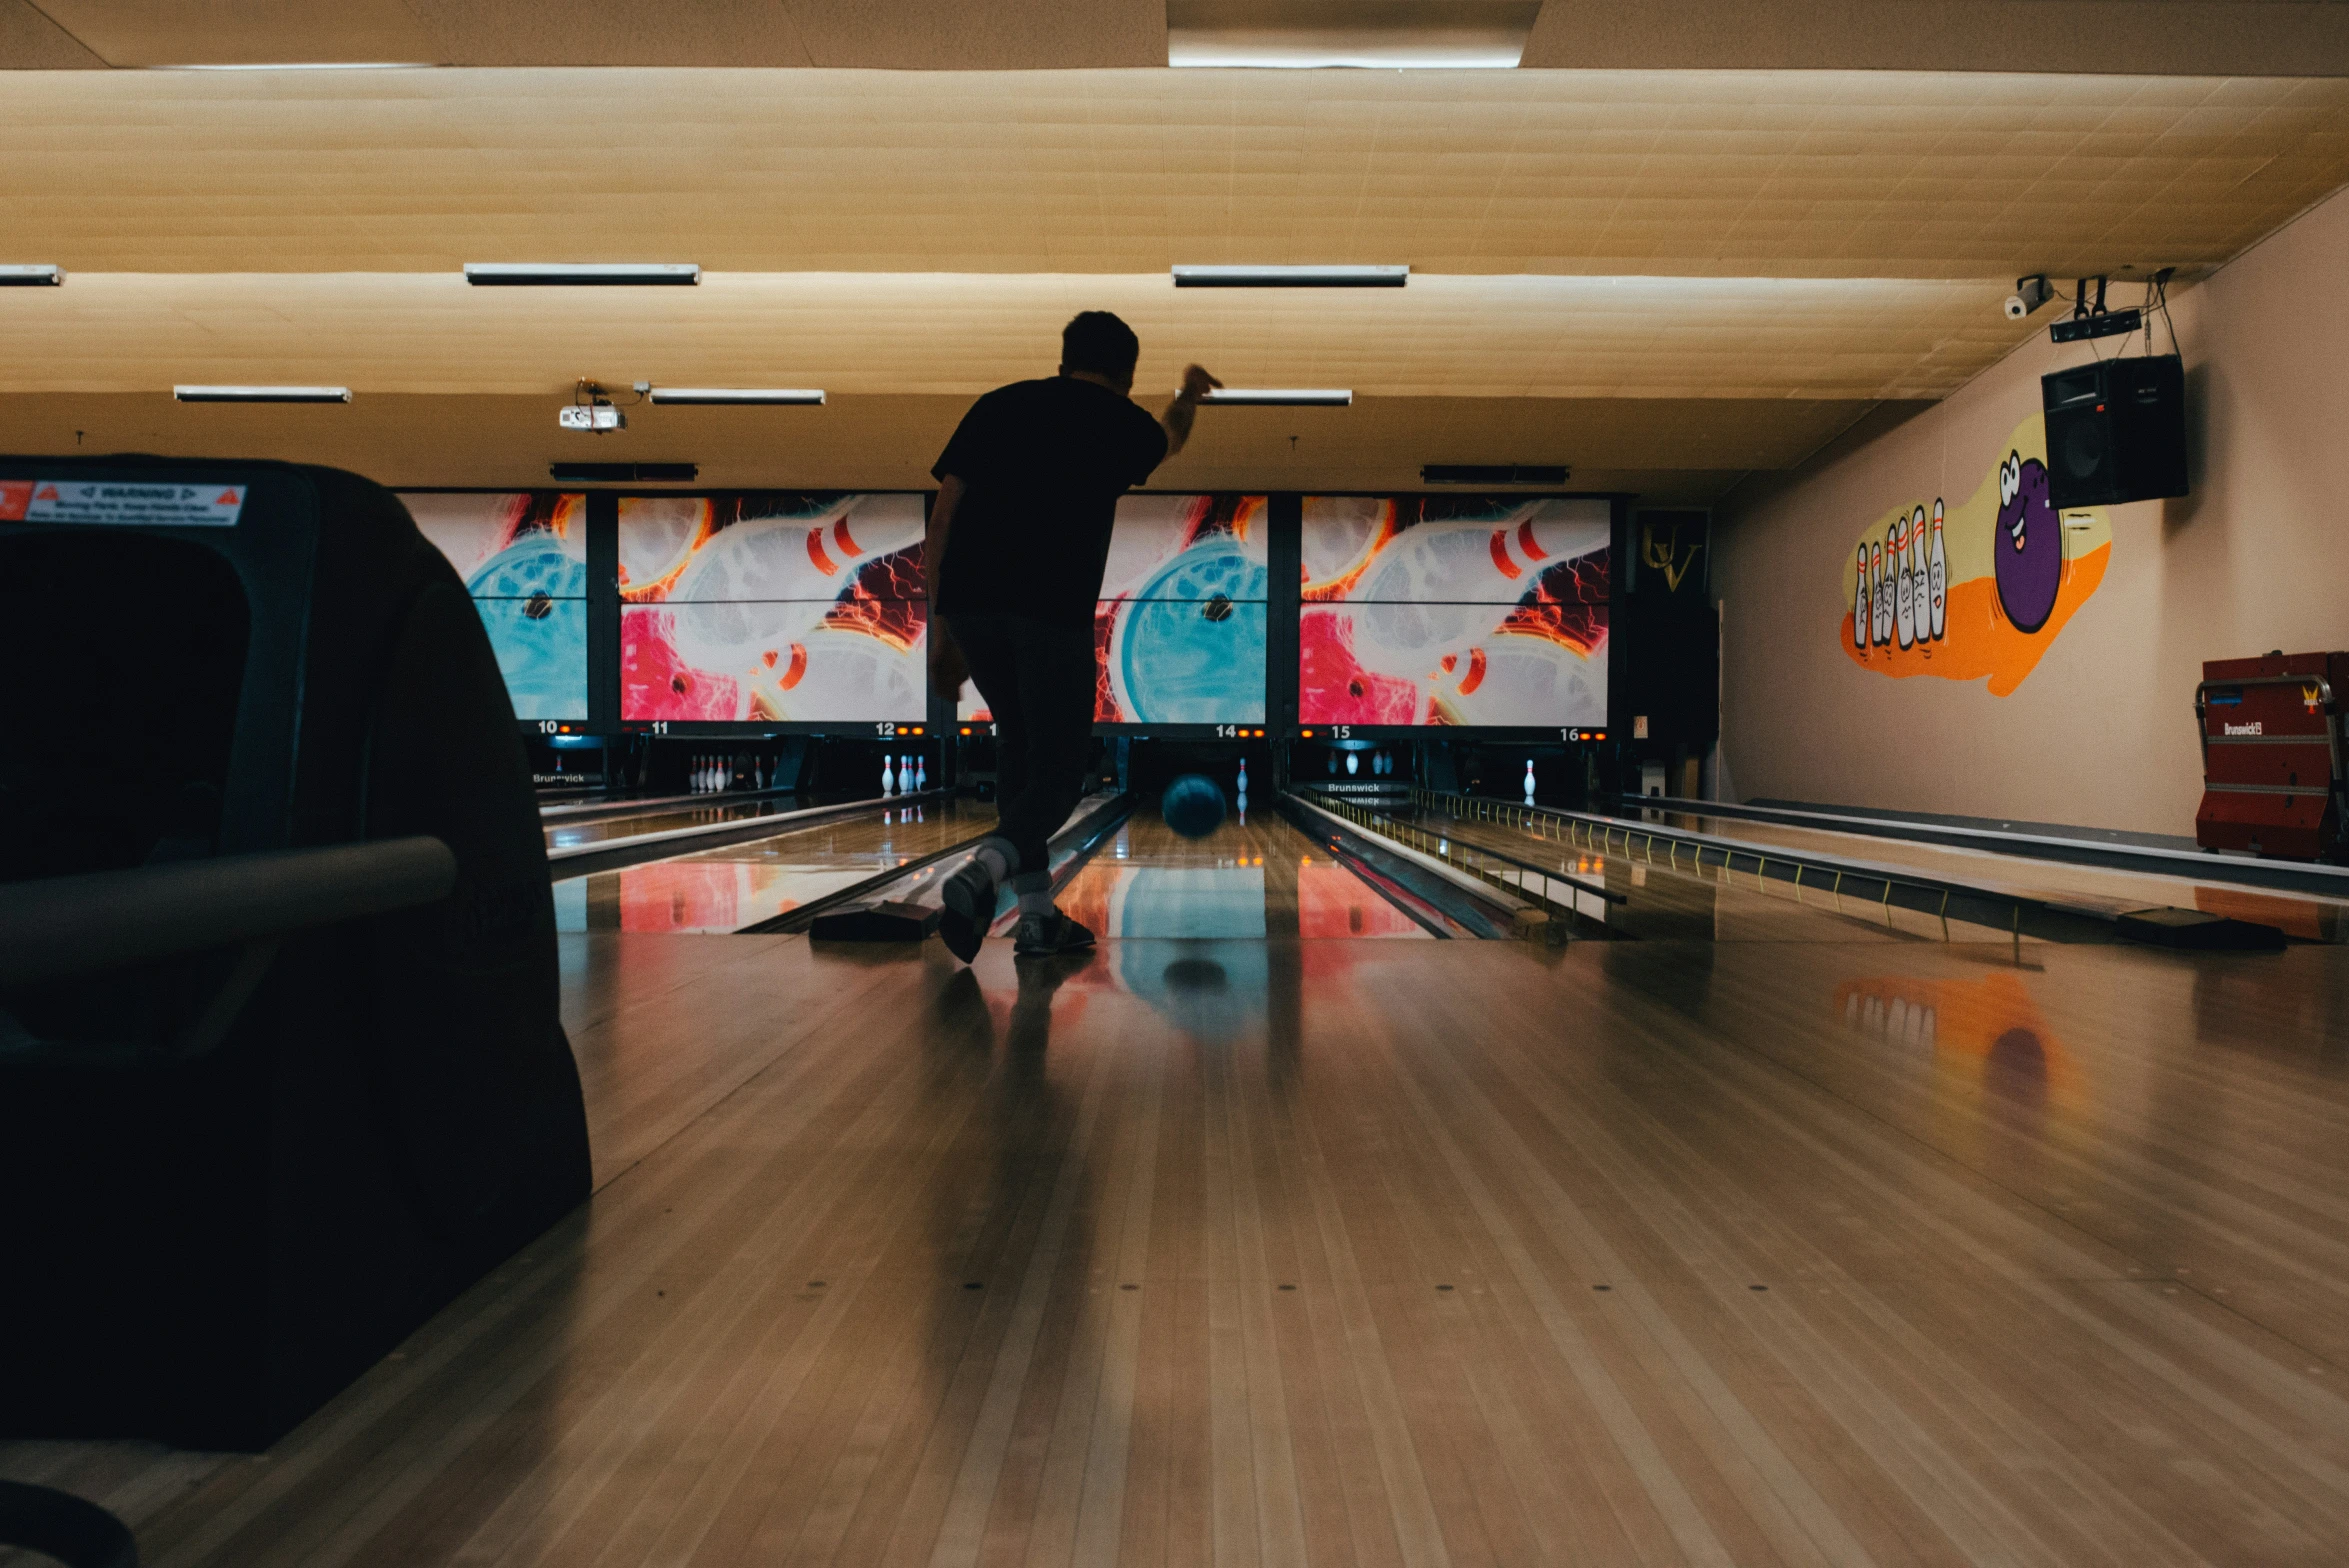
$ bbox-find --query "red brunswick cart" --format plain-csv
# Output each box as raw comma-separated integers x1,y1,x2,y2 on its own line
2195,651,2347,862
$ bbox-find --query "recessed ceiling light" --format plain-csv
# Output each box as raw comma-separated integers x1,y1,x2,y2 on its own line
648,387,825,405
0,265,63,286
1202,388,1353,406
1173,265,1407,288
174,386,352,403
464,263,700,287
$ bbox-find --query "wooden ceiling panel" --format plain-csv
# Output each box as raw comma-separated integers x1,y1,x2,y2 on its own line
0,391,1876,502
0,0,105,67
30,0,444,66
2,69,2344,279
0,271,2031,402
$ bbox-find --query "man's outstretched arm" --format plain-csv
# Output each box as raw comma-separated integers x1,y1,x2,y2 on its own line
1160,364,1222,457
925,475,967,689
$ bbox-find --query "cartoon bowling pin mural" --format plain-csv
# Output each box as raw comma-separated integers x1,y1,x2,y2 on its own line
1832,415,2113,696
1927,498,1947,641
1854,544,1871,648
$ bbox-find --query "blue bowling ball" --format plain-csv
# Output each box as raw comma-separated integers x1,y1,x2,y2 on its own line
1160,774,1228,840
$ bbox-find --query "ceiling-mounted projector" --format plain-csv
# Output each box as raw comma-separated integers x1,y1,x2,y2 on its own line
558,405,624,432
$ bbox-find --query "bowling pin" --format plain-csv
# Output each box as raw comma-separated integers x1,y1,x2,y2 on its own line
1346,752,1359,776
916,756,927,790
1854,544,1872,648
1895,514,1916,650
1871,543,1891,645
882,754,895,795
1327,752,1337,775
901,755,912,793
1927,498,1947,641
1524,760,1537,803
1237,758,1248,792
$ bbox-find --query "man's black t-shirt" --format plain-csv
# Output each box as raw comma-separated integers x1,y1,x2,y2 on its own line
931,376,1169,627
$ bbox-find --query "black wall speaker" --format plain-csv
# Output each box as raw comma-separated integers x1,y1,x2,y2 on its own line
2041,353,2188,508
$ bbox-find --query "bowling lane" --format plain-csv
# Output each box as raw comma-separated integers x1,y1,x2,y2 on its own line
542,794,811,851
554,797,995,933
1040,801,1436,939
1380,802,2036,943
1636,806,2349,942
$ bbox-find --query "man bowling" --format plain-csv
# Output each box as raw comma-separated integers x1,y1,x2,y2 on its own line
926,311,1221,959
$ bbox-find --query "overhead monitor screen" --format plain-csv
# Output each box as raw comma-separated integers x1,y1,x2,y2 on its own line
621,493,928,724
404,491,589,721
1299,495,1609,729
956,493,1268,726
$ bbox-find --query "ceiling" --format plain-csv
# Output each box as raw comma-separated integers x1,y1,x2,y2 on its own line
4,8,2347,501
7,0,2348,73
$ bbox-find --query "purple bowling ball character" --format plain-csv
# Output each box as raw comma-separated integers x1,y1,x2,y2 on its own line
1993,451,2062,634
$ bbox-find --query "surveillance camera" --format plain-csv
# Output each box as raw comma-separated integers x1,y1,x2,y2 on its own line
2005,274,2053,320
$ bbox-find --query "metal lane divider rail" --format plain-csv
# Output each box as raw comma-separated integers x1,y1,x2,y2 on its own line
1401,787,2117,946
1293,787,1624,940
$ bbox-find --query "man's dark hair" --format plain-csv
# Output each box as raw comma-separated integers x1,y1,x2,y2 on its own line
1060,311,1140,378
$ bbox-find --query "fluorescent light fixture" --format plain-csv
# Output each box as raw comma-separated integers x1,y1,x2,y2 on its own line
648,387,826,405
160,62,433,70
0,265,63,286
464,263,700,287
1168,0,1536,68
1174,264,1407,288
174,386,352,403
1201,388,1353,407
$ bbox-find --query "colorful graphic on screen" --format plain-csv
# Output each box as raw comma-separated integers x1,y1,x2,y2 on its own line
956,494,1269,726
621,493,928,724
1299,496,1609,728
402,491,589,721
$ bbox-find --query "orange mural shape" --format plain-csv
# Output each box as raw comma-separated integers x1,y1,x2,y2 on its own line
1842,542,2110,697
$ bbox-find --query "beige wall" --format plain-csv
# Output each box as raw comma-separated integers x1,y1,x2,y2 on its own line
1712,181,2349,838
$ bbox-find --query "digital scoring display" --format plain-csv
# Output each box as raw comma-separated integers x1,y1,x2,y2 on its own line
957,494,1269,727
404,491,589,721
621,493,928,724
1298,496,1609,729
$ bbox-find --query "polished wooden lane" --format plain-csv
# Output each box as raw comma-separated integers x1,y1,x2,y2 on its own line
562,799,998,935
1051,807,1436,940
7,932,2349,1566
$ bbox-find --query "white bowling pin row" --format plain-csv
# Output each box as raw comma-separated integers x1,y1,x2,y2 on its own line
687,754,769,794
1854,498,1948,652
880,754,928,795
1324,750,1402,777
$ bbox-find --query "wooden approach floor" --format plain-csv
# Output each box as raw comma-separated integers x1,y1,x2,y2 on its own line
9,929,2349,1566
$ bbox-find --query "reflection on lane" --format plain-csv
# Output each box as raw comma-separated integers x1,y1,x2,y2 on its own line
543,795,808,850
554,799,996,933
1046,805,1432,939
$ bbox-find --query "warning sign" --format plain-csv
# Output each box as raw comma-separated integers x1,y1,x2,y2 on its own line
4,480,247,528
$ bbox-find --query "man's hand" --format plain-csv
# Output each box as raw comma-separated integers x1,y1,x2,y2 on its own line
1178,364,1222,402
1162,364,1222,455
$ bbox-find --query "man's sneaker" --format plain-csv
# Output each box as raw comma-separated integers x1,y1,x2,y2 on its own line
937,858,997,964
1013,910,1097,958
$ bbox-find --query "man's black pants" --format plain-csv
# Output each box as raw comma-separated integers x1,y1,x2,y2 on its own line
945,611,1095,888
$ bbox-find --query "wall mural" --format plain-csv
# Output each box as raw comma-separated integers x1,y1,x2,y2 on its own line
1839,415,2111,696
